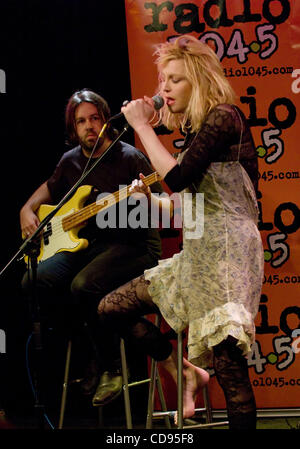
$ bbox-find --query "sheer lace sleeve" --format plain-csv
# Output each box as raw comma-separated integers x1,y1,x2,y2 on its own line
164,104,258,193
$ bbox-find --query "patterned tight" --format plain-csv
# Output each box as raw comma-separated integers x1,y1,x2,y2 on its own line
98,275,173,361
98,275,256,429
213,337,256,429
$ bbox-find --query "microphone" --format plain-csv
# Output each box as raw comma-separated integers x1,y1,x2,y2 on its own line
108,95,164,122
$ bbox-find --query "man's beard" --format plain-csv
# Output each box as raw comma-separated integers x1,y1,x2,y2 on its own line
80,135,104,154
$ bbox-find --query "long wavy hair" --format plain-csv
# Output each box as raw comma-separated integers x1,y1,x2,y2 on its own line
65,88,118,146
154,35,236,133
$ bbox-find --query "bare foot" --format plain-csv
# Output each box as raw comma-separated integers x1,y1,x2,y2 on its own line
175,358,209,425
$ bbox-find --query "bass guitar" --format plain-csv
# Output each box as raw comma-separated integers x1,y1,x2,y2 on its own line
24,172,161,265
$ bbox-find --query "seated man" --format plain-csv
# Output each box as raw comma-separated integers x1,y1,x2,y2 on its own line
20,88,163,405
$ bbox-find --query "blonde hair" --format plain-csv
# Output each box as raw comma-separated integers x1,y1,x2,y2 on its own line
154,35,236,133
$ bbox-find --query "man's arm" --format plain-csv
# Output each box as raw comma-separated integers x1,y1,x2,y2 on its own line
20,181,53,238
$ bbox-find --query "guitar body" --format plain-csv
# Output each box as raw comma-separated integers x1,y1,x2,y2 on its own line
24,171,161,266
25,185,93,265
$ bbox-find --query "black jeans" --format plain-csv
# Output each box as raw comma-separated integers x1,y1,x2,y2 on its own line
22,239,159,370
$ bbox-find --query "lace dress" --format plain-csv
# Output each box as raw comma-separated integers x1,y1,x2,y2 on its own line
144,104,264,368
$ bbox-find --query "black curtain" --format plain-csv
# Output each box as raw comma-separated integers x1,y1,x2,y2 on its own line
0,0,140,425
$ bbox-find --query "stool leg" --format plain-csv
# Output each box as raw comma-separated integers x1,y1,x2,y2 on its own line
155,372,172,429
58,339,72,429
146,314,171,429
146,357,157,429
202,384,213,423
146,314,161,429
146,357,172,429
153,313,171,427
120,338,133,429
177,331,184,429
98,408,104,428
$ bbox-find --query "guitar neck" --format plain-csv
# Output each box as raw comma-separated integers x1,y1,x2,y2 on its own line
62,172,162,231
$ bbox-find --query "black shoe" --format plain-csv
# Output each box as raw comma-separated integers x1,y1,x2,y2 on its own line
80,359,100,396
92,370,123,406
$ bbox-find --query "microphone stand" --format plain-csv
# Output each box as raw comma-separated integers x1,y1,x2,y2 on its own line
0,121,129,428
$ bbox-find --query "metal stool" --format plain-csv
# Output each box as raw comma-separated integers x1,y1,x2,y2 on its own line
146,331,229,429
58,316,171,429
120,337,171,429
120,314,172,429
58,327,228,429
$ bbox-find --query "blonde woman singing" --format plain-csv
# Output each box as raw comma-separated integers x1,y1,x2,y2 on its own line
97,35,264,429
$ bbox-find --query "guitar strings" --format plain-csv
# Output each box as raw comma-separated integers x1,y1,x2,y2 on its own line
45,172,159,240
64,172,159,229
63,172,159,229
38,172,160,245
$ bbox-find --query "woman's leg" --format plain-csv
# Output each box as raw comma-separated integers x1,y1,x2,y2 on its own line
71,243,159,374
181,358,210,419
99,277,209,419
213,336,256,429
98,275,173,361
159,351,209,422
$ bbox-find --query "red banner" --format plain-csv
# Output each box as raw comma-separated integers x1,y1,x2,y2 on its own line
125,0,300,411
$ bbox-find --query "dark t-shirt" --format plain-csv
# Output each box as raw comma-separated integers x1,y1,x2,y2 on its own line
47,141,163,258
